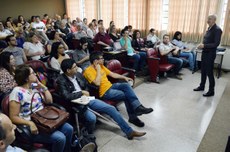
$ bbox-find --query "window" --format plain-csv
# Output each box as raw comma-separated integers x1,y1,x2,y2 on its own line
162,0,169,30
220,0,228,29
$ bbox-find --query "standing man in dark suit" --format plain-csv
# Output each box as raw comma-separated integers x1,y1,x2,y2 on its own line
194,15,222,97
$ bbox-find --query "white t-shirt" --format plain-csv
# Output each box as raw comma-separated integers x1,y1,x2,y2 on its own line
147,34,160,44
6,145,24,152
158,42,174,56
87,28,94,39
23,42,44,60
31,21,46,32
0,29,13,38
9,87,44,121
50,54,70,73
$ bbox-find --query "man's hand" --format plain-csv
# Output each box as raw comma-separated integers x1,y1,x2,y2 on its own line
29,121,38,134
124,76,132,82
197,44,204,49
95,64,101,72
82,90,90,96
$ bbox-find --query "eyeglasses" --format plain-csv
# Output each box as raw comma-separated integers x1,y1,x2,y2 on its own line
83,44,88,47
58,46,65,49
98,57,104,60
10,39,16,41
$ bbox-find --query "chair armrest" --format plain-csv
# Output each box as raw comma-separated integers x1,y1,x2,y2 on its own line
121,67,135,81
72,107,80,113
121,67,136,73
147,56,160,61
16,124,32,139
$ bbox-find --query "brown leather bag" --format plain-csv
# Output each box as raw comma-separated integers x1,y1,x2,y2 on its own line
30,92,69,133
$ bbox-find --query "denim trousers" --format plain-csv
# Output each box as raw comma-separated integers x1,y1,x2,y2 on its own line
84,99,133,135
102,83,141,120
168,56,183,74
131,52,147,71
32,123,73,152
179,52,195,70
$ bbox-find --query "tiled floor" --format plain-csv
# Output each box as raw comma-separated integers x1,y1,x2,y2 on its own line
94,69,229,152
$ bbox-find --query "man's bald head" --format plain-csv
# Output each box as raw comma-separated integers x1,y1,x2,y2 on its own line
207,14,217,26
0,113,16,150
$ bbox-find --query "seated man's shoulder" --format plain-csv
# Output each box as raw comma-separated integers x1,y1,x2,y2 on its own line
56,74,66,83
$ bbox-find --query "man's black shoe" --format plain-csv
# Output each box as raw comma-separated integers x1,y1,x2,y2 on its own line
193,86,204,91
203,91,214,97
128,118,145,127
135,105,153,116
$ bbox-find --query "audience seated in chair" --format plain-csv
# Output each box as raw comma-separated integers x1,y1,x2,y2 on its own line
31,16,49,44
146,28,161,47
86,23,95,39
146,48,175,83
73,24,88,40
109,25,120,42
23,32,45,60
9,64,74,152
0,113,25,152
3,35,27,65
56,59,146,139
172,31,195,71
0,52,17,102
47,31,69,54
120,29,147,74
72,38,91,71
15,27,26,49
0,21,13,40
50,42,70,73
158,34,183,80
5,20,16,35
132,30,148,52
82,18,88,33
83,52,153,128
93,26,113,50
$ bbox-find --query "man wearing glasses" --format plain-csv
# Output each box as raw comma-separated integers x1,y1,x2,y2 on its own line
84,51,153,128
3,35,27,65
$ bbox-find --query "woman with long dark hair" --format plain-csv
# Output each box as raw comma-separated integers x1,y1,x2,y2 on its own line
50,42,70,73
9,64,73,152
73,37,91,71
0,52,17,94
132,30,146,51
172,31,195,71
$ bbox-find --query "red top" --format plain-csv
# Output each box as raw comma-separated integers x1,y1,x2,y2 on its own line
93,33,112,46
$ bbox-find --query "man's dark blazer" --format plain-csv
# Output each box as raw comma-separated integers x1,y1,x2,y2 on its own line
56,72,89,102
203,24,222,53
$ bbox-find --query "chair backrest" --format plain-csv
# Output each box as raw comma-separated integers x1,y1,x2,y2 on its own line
154,47,169,64
72,39,81,50
26,60,47,73
147,48,158,57
26,60,48,86
1,94,10,116
47,57,52,68
106,59,123,74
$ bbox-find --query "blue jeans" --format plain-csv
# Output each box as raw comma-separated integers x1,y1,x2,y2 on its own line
131,52,147,71
84,99,133,135
168,56,183,74
102,83,141,120
32,123,73,152
179,52,195,70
